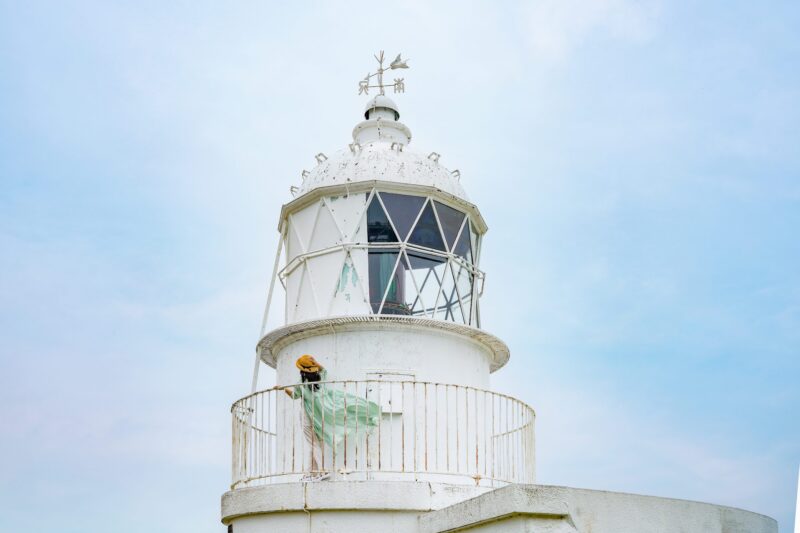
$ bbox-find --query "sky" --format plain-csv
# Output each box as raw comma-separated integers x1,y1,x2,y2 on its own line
0,1,798,531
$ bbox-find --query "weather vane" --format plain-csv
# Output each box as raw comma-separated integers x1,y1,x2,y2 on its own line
357,51,409,96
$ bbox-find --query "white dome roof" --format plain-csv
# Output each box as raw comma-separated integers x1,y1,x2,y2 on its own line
297,141,469,200
297,99,469,200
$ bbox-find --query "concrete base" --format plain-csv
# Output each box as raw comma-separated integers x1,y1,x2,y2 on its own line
420,484,777,533
222,481,489,532
221,482,777,533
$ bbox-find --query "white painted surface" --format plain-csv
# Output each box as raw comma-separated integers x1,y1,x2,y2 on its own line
222,481,487,526
420,484,778,533
352,117,411,145
292,97,468,199
284,194,371,323
298,142,468,201
451,515,577,533
223,483,777,533
363,95,401,119
259,317,509,373
274,324,494,387
232,511,419,533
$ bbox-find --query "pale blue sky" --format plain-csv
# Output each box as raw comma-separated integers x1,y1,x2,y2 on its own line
1,1,798,531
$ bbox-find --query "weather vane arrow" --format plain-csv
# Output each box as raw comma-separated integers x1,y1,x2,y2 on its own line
358,50,409,96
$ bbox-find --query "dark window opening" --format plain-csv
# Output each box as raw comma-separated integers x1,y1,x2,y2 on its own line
408,201,445,251
433,201,466,251
368,250,407,314
367,196,397,243
380,192,425,241
364,191,477,324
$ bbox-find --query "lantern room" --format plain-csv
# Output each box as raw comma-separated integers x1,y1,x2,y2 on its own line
277,96,487,328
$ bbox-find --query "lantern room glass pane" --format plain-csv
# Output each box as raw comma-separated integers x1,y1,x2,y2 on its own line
449,296,465,323
406,251,445,317
379,192,425,241
438,261,460,322
368,250,406,314
453,221,472,262
406,251,471,324
408,201,446,251
469,221,479,258
433,201,466,251
452,260,474,323
367,196,398,243
362,192,477,324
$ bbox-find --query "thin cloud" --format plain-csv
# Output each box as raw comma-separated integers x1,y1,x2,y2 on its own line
524,0,661,63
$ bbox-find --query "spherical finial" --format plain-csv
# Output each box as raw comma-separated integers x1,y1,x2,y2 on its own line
364,95,400,120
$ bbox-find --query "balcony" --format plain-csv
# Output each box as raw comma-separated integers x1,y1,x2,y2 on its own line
231,380,535,489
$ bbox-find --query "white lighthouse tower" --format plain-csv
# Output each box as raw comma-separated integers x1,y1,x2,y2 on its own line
222,52,533,530
221,54,777,533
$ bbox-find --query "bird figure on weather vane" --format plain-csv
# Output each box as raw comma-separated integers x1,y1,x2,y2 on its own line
357,51,409,96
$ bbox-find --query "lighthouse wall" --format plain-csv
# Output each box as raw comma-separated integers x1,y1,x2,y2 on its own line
223,482,777,533
285,193,372,323
273,323,493,388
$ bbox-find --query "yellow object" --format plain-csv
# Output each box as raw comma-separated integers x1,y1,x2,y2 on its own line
295,354,321,373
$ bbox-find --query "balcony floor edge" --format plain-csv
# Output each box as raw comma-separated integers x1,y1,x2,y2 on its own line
221,480,489,524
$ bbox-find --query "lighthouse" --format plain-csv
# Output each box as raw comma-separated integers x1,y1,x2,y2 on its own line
220,53,777,533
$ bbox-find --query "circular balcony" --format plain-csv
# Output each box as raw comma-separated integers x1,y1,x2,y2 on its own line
231,380,535,489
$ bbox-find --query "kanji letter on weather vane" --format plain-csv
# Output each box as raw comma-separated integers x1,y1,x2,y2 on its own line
357,51,409,96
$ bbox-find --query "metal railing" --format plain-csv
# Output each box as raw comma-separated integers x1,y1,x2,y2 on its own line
231,380,535,489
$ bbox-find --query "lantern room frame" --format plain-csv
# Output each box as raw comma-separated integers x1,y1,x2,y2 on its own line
260,184,487,338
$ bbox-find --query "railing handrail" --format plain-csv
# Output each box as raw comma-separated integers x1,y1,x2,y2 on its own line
233,379,538,415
